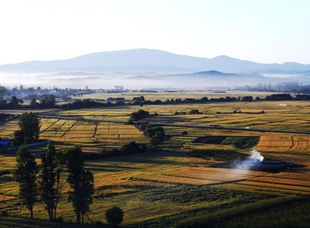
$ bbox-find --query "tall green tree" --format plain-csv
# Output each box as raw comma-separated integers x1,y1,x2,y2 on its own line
30,98,38,108
10,96,19,108
17,112,41,144
0,86,6,98
40,95,56,108
13,146,38,219
40,144,62,221
66,145,94,224
13,130,25,146
47,95,56,108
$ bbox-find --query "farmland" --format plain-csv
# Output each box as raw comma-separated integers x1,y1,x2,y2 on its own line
0,91,310,227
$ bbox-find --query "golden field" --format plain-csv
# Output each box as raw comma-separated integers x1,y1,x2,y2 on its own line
0,92,310,226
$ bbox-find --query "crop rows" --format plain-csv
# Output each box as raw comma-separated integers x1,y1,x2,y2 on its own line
255,135,310,152
235,180,310,195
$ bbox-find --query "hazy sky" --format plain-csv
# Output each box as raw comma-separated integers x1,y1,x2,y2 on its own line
0,0,309,65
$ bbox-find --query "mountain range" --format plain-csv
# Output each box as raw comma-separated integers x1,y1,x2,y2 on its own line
0,48,310,74
1,49,310,90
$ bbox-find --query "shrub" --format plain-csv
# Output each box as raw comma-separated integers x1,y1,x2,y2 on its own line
1,210,8,216
188,109,201,114
221,136,259,149
182,131,188,135
110,148,122,156
95,221,103,225
55,216,63,223
105,206,124,226
129,109,149,122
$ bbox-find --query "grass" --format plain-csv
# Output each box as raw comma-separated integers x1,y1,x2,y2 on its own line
173,196,310,228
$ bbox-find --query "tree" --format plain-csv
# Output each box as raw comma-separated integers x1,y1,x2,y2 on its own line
132,96,145,105
30,98,38,108
66,145,94,224
40,144,62,221
105,206,124,226
121,141,140,154
47,95,56,108
129,109,149,123
10,96,19,108
241,96,253,102
0,86,6,98
0,99,7,109
17,112,41,144
13,130,25,146
144,126,164,138
13,146,38,219
40,95,56,108
146,127,166,146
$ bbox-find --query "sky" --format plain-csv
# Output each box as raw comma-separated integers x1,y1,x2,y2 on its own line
0,0,309,65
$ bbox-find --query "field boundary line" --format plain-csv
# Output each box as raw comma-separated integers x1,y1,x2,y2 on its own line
39,119,60,133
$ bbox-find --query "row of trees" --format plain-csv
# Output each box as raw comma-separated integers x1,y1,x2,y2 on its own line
13,144,94,224
30,95,56,108
2,93,308,111
11,112,125,225
0,96,23,109
0,95,57,109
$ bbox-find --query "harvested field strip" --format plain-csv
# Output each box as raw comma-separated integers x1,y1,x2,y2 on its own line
254,177,310,187
275,172,310,181
134,166,260,186
0,122,18,137
235,180,310,195
40,119,76,137
46,119,69,130
96,124,142,134
1,120,19,127
189,166,262,176
66,131,93,136
256,135,310,152
0,130,14,137
254,146,292,152
165,168,252,182
215,183,295,196
260,136,294,140
290,141,310,151
94,136,146,142
0,182,19,196
135,174,218,185
258,141,292,147
0,194,16,201
58,120,76,136
70,123,94,131
39,119,60,132
0,156,16,170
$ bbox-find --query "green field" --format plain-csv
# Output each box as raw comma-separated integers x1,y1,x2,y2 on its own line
0,92,310,227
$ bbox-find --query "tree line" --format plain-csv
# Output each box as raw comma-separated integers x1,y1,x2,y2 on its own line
13,144,94,224
11,112,93,223
1,93,309,111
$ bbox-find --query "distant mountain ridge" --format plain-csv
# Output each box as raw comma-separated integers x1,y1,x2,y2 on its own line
0,48,309,74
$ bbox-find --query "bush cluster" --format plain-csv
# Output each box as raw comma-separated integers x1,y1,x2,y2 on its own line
221,136,260,149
